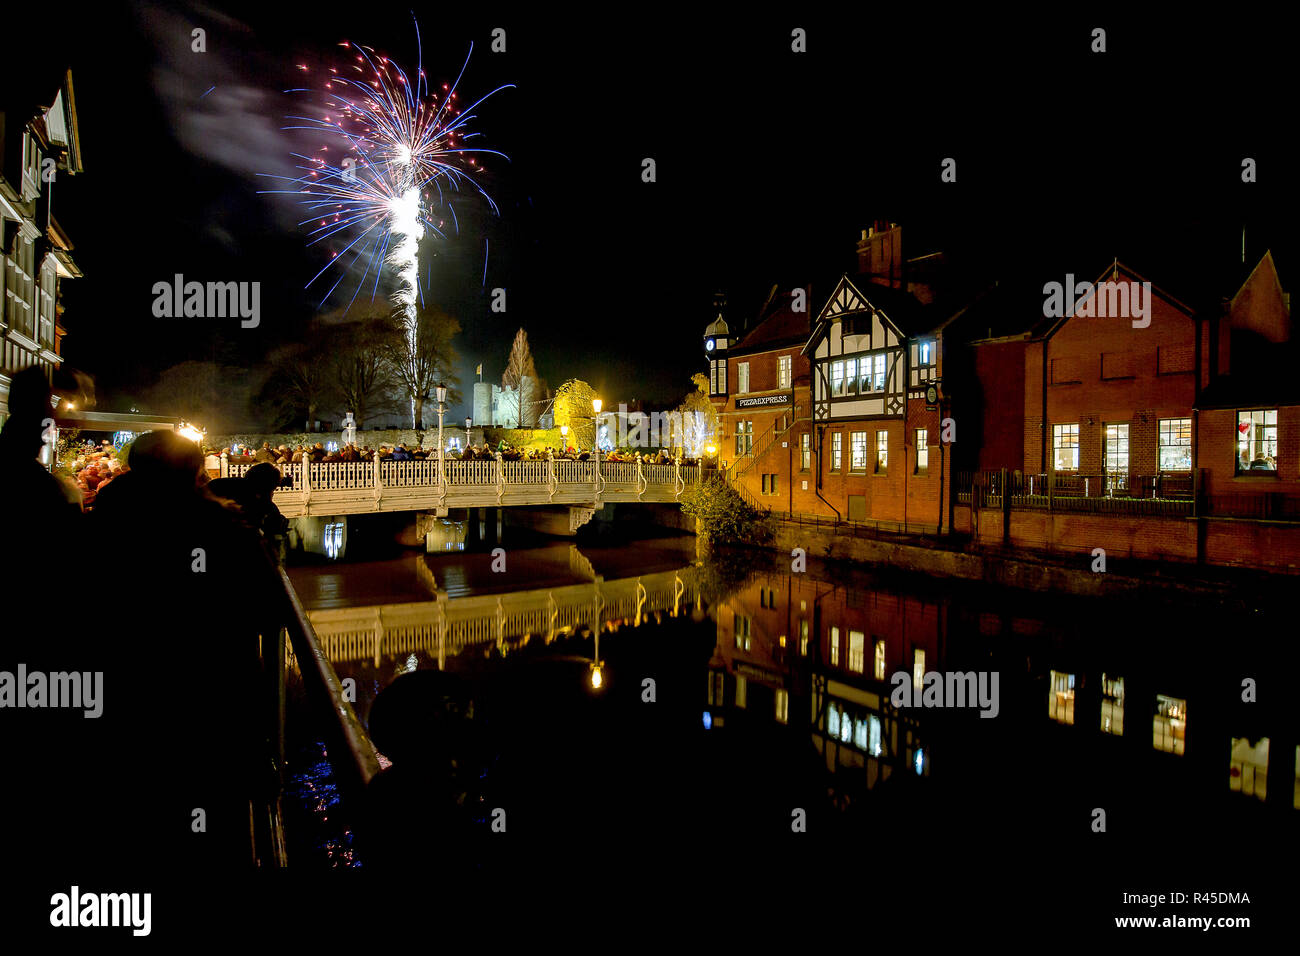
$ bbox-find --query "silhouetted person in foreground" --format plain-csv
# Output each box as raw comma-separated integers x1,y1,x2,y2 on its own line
207,461,290,545
85,429,280,872
0,368,81,626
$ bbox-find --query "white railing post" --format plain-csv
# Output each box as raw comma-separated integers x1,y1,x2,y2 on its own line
373,454,382,507
636,457,647,500
496,452,505,503
301,460,311,507
547,452,557,501
594,447,604,502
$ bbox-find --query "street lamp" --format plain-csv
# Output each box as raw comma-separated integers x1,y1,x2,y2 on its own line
465,416,473,449
560,424,569,451
436,383,447,490
591,397,602,452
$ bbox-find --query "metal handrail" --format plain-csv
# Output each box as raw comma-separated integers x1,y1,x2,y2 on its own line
273,564,381,801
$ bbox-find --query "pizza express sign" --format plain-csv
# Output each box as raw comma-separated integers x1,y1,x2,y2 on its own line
736,393,792,409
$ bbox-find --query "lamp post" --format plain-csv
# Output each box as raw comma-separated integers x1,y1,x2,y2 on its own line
465,416,473,450
436,383,447,490
560,424,569,452
591,398,602,452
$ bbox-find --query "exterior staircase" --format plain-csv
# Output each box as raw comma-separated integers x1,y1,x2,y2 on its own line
732,404,805,482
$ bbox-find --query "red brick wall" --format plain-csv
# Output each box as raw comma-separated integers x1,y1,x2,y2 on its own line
1029,293,1198,477
1198,407,1300,498
973,340,1026,470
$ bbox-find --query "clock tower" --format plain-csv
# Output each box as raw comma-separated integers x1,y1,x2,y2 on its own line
704,293,729,398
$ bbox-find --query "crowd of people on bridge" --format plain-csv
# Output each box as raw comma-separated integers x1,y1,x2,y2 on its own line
209,440,702,467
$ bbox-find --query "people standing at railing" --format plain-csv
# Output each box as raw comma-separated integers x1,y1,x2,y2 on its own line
83,428,277,870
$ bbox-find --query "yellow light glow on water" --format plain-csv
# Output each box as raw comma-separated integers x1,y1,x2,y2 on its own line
590,665,603,689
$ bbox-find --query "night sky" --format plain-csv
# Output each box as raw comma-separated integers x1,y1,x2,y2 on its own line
15,4,1296,424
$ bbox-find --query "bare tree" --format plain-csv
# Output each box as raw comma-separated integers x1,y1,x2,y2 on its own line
327,309,400,428
385,304,462,430
501,327,539,428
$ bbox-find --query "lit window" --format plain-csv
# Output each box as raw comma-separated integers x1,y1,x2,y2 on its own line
875,431,888,472
1237,409,1277,473
1154,695,1186,754
1053,424,1079,471
916,429,928,472
800,433,811,470
843,358,857,396
872,353,886,391
738,362,750,394
1104,423,1129,474
848,631,865,673
850,432,868,471
1100,674,1124,736
735,421,753,456
831,433,842,471
874,639,886,680
778,355,791,390
1049,670,1075,724
913,649,925,692
1158,418,1192,471
830,361,846,397
1229,737,1268,801
830,627,840,667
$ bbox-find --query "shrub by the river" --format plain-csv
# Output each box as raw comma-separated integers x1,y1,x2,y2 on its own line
681,476,775,547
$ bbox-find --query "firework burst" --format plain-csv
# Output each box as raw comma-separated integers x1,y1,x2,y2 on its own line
260,25,511,345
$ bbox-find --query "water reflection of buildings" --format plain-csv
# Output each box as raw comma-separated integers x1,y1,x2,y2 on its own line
709,571,1300,815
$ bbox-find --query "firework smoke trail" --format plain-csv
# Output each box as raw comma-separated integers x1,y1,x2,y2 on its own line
259,28,512,353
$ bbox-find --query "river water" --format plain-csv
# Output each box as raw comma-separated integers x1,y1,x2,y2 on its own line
279,513,1295,910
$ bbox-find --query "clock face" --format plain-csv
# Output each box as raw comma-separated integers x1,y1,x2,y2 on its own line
705,339,715,351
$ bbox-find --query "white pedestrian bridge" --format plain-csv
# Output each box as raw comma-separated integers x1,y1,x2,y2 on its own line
226,456,703,519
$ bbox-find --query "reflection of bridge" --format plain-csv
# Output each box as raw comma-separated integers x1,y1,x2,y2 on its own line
228,458,702,518
305,563,704,668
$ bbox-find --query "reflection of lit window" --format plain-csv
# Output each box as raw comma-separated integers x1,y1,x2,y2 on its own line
775,690,788,724
849,631,865,673
1229,737,1268,801
324,521,344,560
734,615,751,651
735,675,747,709
868,715,882,756
840,709,852,743
913,649,925,691
1295,746,1300,810
1049,670,1075,724
707,671,724,706
854,713,868,750
1101,674,1124,735
830,627,840,667
914,747,925,775
799,619,808,655
874,639,886,680
1154,695,1187,755
827,701,840,738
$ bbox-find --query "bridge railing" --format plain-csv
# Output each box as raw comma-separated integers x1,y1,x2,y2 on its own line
226,456,702,497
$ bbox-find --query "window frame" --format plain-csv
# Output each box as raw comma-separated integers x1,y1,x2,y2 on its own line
1052,423,1080,472
1157,417,1192,473
849,431,868,472
1235,409,1278,475
915,428,929,474
874,430,888,473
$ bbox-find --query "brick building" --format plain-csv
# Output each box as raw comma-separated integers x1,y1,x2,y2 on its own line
708,287,814,511
800,224,967,529
958,251,1300,571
